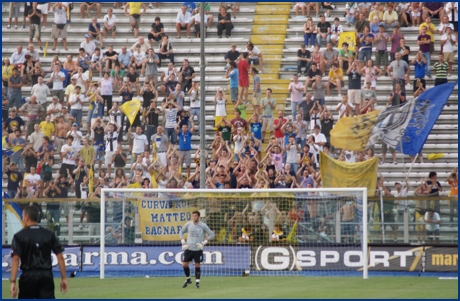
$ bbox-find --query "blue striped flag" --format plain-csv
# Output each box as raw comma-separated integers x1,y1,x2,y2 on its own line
396,82,457,156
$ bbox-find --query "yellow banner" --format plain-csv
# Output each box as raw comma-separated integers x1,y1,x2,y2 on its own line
120,99,141,126
338,31,357,52
139,198,199,241
320,151,378,196
330,110,380,151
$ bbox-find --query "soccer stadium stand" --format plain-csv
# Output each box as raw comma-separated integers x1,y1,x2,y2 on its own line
1,2,458,245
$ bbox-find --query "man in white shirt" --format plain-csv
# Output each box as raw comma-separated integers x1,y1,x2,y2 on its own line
424,209,441,244
46,95,62,122
129,126,149,164
51,2,68,51
104,122,120,178
81,34,96,57
24,44,40,63
47,64,66,103
10,45,25,68
103,8,118,39
130,36,150,54
68,86,84,128
28,123,45,152
288,74,304,119
60,136,78,176
312,124,327,153
335,95,355,118
67,123,83,150
232,127,247,162
394,179,409,235
176,5,192,39
441,27,457,76
31,76,50,105
245,42,263,73
24,166,41,198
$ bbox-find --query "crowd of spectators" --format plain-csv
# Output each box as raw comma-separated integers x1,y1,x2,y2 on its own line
1,2,458,242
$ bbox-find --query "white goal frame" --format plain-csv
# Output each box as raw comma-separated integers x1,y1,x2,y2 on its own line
100,188,368,279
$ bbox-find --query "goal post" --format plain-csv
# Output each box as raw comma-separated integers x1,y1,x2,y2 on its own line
100,188,368,279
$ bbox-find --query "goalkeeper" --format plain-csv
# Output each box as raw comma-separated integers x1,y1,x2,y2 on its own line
180,211,215,289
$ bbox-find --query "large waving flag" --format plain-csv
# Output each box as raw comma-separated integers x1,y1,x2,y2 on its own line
120,99,142,126
320,151,378,196
366,99,416,150
396,82,457,156
330,110,381,151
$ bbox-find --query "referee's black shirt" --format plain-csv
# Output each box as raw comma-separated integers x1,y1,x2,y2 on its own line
11,225,64,271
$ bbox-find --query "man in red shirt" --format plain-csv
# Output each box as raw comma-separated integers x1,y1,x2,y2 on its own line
273,110,287,145
238,52,250,104
230,109,248,135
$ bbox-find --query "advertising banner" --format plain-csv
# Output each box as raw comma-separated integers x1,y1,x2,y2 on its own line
2,245,250,274
252,245,458,272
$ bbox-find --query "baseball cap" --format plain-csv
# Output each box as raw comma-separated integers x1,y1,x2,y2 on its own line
85,34,90,38
72,123,78,127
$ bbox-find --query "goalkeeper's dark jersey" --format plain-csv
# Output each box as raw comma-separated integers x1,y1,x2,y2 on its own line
180,221,215,251
11,225,64,271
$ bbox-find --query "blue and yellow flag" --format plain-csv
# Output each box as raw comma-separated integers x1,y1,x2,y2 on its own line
2,137,24,156
337,31,357,52
396,83,457,156
330,110,380,151
4,201,23,244
320,151,378,196
120,99,142,126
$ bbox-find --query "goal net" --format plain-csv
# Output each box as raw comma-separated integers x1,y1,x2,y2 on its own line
99,188,368,279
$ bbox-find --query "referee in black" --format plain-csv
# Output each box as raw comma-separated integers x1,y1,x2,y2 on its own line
10,206,68,298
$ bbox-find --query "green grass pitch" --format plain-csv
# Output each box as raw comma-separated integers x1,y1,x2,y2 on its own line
2,277,458,298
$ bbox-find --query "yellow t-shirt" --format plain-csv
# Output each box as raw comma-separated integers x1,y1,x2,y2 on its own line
368,11,383,22
419,22,436,42
128,2,142,15
65,84,76,97
2,65,13,82
39,121,55,138
328,68,344,81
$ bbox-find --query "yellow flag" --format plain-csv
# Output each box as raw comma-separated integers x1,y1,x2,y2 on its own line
330,110,380,151
43,42,48,58
338,31,357,52
320,151,378,196
427,153,445,160
120,99,142,126
126,182,141,189
88,166,94,194
286,220,298,243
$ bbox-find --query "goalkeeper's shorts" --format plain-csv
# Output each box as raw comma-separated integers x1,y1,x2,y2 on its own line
183,250,203,263
19,270,55,299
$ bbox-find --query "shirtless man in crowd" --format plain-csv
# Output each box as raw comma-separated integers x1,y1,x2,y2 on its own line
339,199,357,243
54,115,71,154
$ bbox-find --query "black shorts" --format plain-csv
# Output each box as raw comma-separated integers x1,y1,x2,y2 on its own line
183,249,203,263
19,270,55,299
384,213,395,228
24,5,32,17
453,21,458,32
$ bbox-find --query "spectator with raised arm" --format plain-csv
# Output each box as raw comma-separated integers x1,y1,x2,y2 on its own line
51,2,68,51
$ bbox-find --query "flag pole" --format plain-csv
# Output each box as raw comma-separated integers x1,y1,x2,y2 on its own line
404,153,419,182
